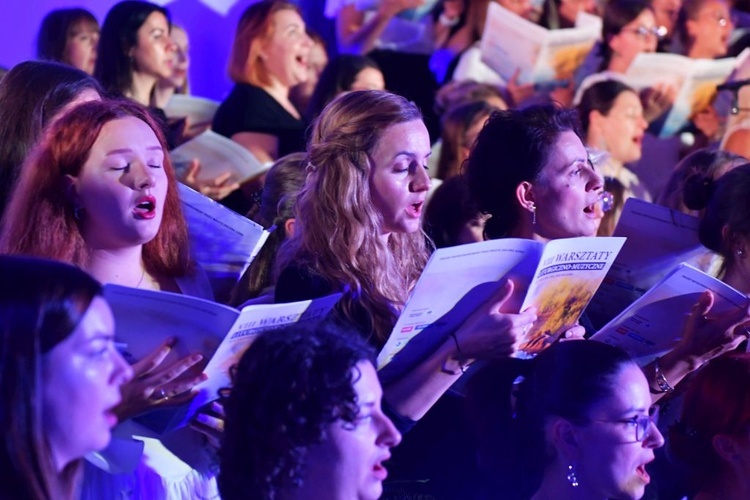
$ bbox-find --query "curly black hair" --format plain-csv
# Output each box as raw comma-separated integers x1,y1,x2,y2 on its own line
218,320,375,500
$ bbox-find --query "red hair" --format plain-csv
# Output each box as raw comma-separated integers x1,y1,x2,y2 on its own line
671,353,750,490
228,0,300,86
0,99,191,278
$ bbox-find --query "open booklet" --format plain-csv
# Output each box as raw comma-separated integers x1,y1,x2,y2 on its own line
178,183,269,302
479,3,601,85
103,284,341,434
585,199,713,330
170,129,269,185
590,263,749,364
164,94,219,132
377,237,625,380
623,48,750,137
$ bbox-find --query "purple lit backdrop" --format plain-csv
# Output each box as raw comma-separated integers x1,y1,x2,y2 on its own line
0,0,334,101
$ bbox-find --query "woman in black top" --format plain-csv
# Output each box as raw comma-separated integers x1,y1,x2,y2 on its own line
213,0,313,165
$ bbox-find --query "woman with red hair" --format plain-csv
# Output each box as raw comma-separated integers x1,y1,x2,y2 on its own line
671,353,750,499
1,98,194,293
0,99,217,498
214,0,312,166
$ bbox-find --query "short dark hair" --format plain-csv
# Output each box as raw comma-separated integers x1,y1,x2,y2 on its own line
218,321,375,500
95,0,170,96
465,104,582,239
0,255,102,499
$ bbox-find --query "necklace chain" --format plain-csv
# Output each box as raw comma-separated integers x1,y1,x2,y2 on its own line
135,267,146,288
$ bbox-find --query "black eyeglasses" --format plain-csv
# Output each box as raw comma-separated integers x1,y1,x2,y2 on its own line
622,25,668,40
593,405,660,442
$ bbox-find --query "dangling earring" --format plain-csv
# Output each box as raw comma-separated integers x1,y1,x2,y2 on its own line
566,464,579,488
529,203,537,225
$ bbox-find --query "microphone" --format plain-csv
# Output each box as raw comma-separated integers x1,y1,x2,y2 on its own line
717,79,750,92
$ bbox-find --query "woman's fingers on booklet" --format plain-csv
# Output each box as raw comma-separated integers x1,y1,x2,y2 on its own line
114,350,206,420
181,159,240,201
558,324,586,342
456,279,537,358
191,401,225,449
130,336,176,376
676,291,750,363
151,353,204,387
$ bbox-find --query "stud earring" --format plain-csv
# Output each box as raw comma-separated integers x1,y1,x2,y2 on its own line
566,464,579,488
738,248,745,257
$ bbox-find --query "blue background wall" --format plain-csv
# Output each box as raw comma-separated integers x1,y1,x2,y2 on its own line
0,0,334,100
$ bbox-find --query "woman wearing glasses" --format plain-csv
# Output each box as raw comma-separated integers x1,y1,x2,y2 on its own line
467,341,664,499
576,0,675,124
600,0,664,74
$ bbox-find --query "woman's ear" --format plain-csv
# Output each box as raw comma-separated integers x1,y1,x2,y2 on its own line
589,109,605,133
722,225,746,257
713,433,741,463
63,174,80,205
515,181,536,212
284,217,296,238
685,18,699,41
547,416,582,461
607,32,623,56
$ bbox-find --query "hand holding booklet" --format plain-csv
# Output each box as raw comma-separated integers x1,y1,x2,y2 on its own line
590,263,749,364
170,129,269,185
104,284,341,434
479,3,600,85
377,237,625,381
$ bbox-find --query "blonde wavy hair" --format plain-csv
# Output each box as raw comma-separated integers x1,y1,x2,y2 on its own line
276,90,430,346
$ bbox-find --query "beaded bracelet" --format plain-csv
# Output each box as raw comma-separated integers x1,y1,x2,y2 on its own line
650,356,675,394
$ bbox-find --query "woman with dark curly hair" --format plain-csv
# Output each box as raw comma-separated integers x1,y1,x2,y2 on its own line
219,322,401,500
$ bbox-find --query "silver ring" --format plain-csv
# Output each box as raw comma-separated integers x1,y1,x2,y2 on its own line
154,388,169,401
522,324,530,335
